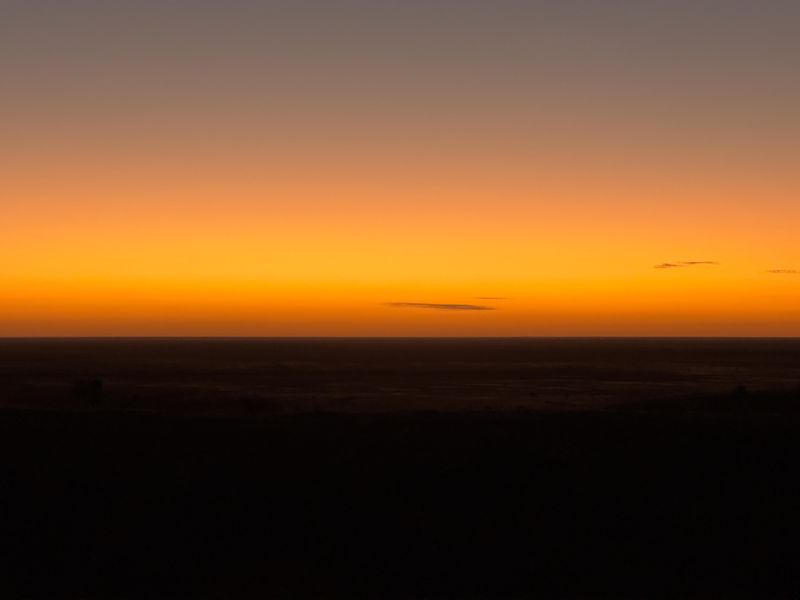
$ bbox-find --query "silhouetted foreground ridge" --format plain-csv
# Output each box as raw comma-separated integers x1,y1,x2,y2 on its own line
1,407,800,598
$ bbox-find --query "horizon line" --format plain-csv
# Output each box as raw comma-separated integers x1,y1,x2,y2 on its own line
2,335,800,341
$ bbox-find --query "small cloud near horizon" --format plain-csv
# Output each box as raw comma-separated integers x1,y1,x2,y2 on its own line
766,269,799,274
655,261,719,269
385,302,496,311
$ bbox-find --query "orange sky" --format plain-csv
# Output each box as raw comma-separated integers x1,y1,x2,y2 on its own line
3,1,800,336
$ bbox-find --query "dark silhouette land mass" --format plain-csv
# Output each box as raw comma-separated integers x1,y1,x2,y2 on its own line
1,338,800,598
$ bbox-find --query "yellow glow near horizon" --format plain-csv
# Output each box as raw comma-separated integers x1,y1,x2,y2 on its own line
3,1,800,335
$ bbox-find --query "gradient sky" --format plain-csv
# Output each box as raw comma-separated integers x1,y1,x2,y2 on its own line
3,0,800,336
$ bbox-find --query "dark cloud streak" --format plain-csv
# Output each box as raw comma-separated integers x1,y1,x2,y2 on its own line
655,261,719,269
385,303,496,311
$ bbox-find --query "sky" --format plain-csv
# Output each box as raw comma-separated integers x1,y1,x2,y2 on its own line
2,0,800,336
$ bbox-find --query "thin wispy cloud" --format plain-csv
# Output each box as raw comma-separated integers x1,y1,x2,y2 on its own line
474,297,509,300
766,269,799,274
655,261,719,269
385,302,496,311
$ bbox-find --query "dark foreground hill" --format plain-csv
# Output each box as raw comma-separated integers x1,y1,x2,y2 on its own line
2,406,799,599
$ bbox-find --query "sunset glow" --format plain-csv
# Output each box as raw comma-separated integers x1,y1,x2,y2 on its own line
4,1,799,336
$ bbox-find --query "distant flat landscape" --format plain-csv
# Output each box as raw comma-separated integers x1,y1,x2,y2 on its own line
3,338,800,598
1,337,799,417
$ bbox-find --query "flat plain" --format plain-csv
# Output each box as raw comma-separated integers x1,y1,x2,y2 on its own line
1,338,799,598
